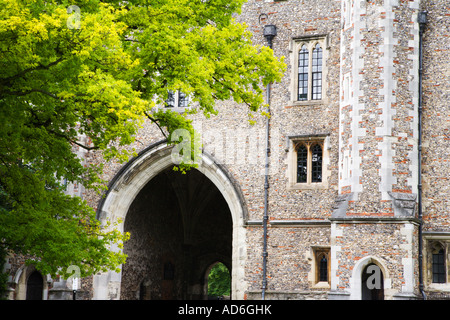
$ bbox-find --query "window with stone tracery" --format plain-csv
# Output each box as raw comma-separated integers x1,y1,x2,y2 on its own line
291,36,327,104
287,136,329,190
165,90,189,108
424,239,450,290
312,247,330,286
296,141,323,184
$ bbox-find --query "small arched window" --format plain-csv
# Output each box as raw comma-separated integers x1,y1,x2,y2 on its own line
319,254,328,282
432,243,446,283
165,90,189,108
314,249,330,284
296,141,324,184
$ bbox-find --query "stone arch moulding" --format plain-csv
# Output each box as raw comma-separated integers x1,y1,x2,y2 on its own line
12,264,50,300
349,255,392,300
93,140,248,300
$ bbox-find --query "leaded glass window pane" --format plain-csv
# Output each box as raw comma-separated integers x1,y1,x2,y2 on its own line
312,44,322,100
178,91,188,108
166,90,175,108
298,45,309,101
297,144,308,183
319,255,328,282
311,144,322,183
432,248,446,283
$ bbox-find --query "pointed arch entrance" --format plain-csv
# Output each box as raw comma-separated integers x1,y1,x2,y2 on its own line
26,270,43,300
361,263,384,300
93,141,248,300
350,256,391,300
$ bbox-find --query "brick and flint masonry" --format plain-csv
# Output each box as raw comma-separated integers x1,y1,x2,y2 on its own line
177,304,272,317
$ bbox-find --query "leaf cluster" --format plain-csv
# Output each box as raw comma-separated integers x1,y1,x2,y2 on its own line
0,0,285,278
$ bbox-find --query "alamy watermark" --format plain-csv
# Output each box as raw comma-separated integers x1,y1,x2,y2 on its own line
169,122,283,176
67,5,81,30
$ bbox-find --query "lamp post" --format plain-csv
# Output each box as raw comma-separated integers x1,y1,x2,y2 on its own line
261,23,277,301
417,10,427,301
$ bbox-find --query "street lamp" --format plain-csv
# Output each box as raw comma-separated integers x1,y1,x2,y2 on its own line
263,24,277,48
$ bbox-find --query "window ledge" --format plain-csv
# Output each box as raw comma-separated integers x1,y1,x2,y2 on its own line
287,182,328,190
160,106,193,113
288,100,325,107
312,282,330,289
427,283,450,291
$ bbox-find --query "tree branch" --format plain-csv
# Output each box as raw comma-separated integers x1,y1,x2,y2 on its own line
0,57,64,85
144,111,168,138
2,88,60,99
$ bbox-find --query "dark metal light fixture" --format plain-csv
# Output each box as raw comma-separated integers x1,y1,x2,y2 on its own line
418,11,427,25
263,24,277,48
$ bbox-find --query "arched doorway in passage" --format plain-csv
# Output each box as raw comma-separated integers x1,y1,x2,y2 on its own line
26,270,43,300
205,262,231,300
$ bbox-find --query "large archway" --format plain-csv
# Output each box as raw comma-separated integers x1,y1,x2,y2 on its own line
93,141,248,300
121,167,232,299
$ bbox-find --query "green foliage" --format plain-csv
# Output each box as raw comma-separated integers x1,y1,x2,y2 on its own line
0,246,8,299
0,0,285,279
208,263,231,298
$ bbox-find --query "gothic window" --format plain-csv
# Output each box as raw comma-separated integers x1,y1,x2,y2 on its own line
314,248,330,284
166,90,189,108
432,243,446,284
292,37,326,103
319,254,328,282
295,141,323,184
288,135,329,190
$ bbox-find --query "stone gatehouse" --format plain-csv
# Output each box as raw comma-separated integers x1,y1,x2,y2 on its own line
4,0,450,300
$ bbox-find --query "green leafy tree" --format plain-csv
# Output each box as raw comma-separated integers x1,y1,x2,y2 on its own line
208,263,231,298
0,0,285,279
0,246,8,299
